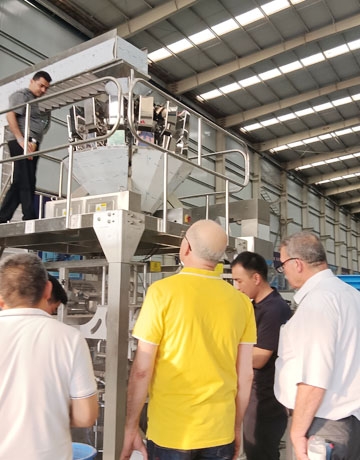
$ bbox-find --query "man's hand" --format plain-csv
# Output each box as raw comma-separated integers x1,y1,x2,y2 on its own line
291,433,309,460
233,427,242,460
119,428,147,460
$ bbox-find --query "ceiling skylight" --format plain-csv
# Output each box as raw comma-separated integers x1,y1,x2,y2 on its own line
199,39,356,101
189,29,216,45
242,91,360,132
148,0,307,63
168,39,192,54
271,125,360,154
296,152,360,172
236,8,264,26
261,0,290,15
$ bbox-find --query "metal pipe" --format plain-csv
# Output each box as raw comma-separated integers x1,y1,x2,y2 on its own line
197,117,202,166
162,151,169,233
65,144,74,229
101,265,106,305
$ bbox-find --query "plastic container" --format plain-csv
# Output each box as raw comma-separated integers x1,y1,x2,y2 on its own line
307,436,333,460
72,442,97,460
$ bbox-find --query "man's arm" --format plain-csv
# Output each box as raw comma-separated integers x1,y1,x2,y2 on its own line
120,340,158,460
7,111,24,142
70,394,99,427
234,343,254,460
6,111,36,152
290,383,326,460
253,347,273,369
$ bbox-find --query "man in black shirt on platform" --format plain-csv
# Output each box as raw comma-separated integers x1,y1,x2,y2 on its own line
231,251,291,460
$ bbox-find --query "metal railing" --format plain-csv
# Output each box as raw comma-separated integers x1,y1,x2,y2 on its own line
0,73,250,235
127,75,250,235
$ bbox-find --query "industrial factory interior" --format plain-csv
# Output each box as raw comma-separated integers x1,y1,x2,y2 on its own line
1,0,360,459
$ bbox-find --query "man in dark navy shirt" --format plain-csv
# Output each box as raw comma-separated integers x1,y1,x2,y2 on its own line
231,251,291,460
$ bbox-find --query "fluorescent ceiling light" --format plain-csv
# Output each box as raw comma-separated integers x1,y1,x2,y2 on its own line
312,161,326,166
324,44,349,58
352,93,360,101
313,102,333,112
318,134,332,140
239,75,261,87
339,154,354,160
168,39,192,54
354,152,360,157
236,8,264,26
200,89,222,100
352,126,360,132
189,29,216,45
301,53,325,66
316,179,331,184
262,0,290,15
278,113,296,121
280,61,303,73
259,68,281,80
325,158,339,164
212,19,238,36
148,48,172,62
221,82,241,94
295,108,314,117
290,0,306,3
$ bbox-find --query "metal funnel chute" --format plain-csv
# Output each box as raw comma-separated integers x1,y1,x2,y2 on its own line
64,145,193,214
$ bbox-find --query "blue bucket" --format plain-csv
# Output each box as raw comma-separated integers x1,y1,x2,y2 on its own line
72,442,97,460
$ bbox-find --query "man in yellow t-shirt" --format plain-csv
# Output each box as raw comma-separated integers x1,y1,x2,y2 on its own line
120,220,256,460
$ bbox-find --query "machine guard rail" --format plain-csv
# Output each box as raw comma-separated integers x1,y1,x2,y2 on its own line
0,76,123,227
127,75,250,235
0,74,250,236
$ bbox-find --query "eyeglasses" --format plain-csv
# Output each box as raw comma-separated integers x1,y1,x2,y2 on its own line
276,257,298,273
180,230,192,251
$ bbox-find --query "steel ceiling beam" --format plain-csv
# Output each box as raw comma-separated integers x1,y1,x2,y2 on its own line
349,205,360,214
286,146,360,171
338,196,360,206
31,0,97,37
324,183,360,197
117,0,200,38
306,165,360,185
254,116,360,152
219,76,360,129
168,14,360,95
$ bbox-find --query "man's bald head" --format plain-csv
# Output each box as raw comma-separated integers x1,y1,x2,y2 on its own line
186,220,227,266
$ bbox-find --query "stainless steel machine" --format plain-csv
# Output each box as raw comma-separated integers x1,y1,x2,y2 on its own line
0,30,272,459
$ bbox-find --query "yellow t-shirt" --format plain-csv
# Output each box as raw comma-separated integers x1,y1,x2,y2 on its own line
132,267,256,449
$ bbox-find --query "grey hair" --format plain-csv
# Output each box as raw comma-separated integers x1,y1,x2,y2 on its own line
187,220,227,263
0,252,48,307
280,231,327,265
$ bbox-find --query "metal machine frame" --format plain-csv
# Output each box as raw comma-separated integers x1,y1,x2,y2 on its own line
0,31,266,460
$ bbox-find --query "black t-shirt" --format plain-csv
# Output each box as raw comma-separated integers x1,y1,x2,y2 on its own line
251,288,291,412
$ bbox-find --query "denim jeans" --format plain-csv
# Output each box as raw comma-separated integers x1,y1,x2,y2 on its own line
147,440,235,460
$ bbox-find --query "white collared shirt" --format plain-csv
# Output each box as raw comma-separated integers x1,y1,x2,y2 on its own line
275,269,360,420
